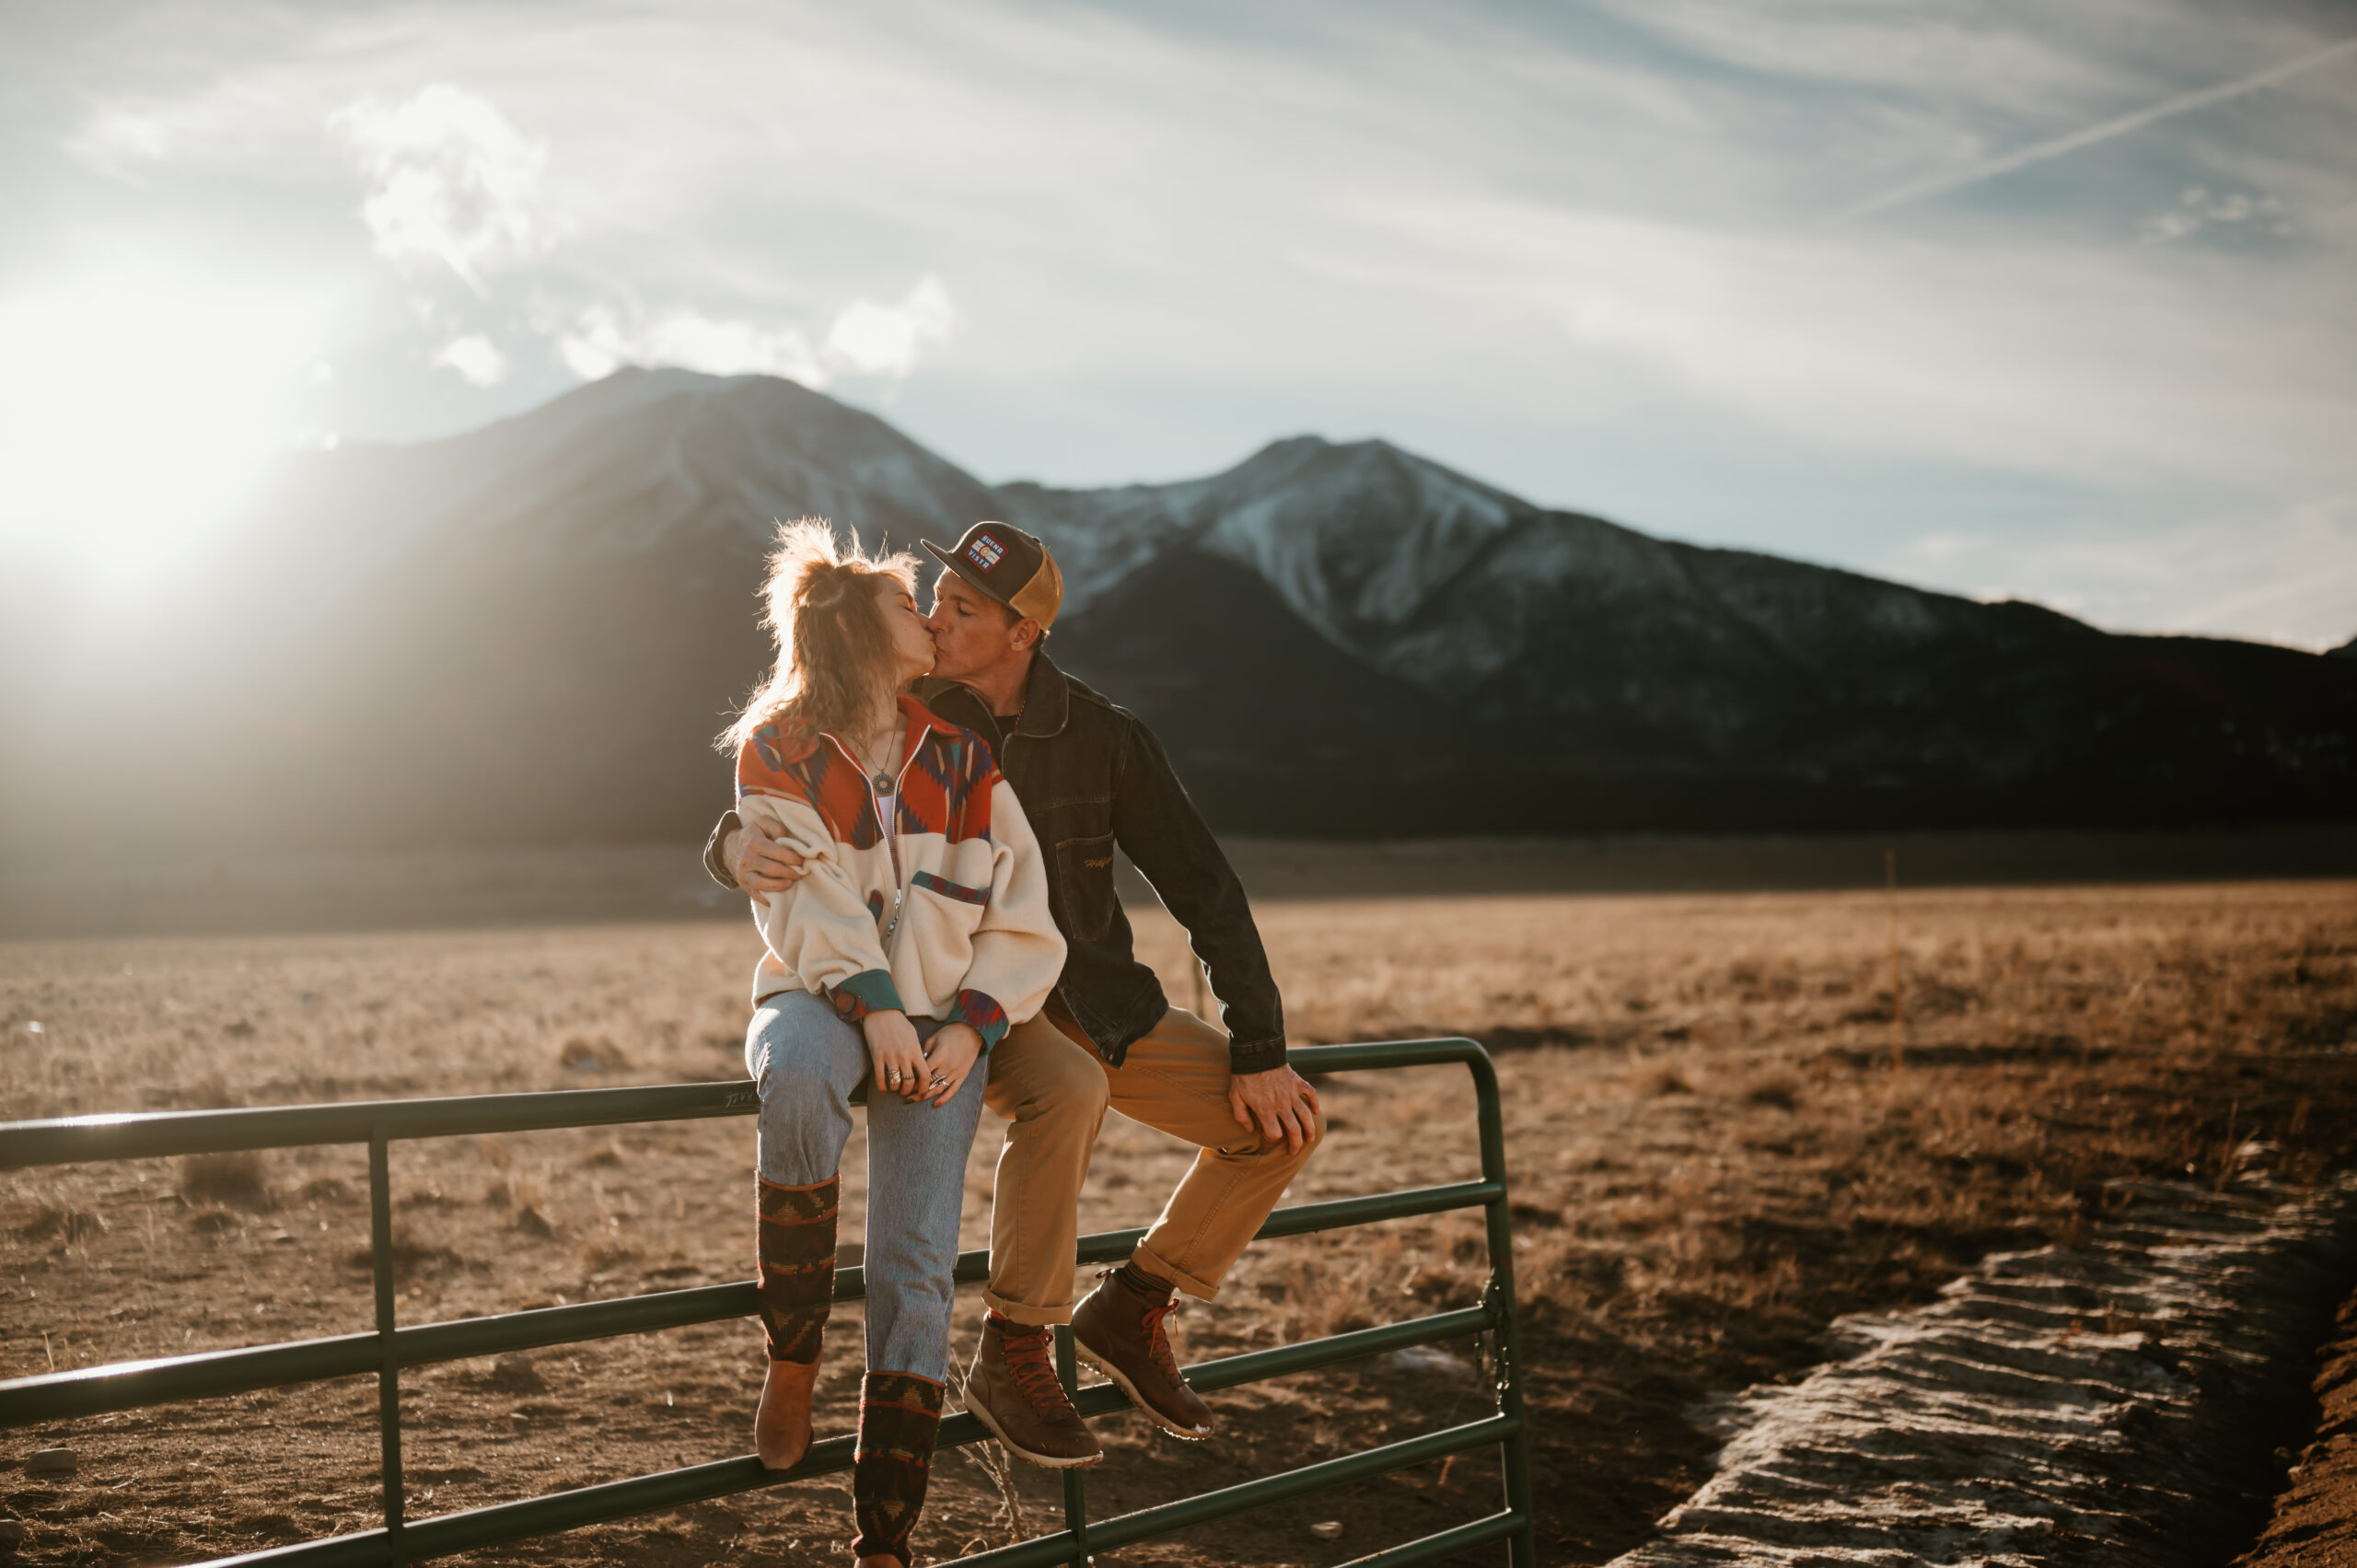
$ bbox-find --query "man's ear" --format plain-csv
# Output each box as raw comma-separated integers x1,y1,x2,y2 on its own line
1011,618,1041,652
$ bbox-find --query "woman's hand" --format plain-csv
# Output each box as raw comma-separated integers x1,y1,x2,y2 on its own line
921,1023,984,1107
863,1010,927,1100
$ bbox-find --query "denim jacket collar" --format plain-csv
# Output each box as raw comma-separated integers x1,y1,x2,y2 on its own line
1010,650,1071,739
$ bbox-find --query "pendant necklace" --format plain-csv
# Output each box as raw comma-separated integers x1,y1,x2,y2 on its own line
862,720,900,799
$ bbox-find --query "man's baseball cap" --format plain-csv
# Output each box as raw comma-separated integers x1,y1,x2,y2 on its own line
922,522,1063,628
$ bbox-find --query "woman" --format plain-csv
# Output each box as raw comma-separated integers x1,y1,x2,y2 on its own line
720,519,1065,1568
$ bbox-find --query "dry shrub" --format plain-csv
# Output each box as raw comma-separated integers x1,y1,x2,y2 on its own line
558,1036,629,1073
180,1149,271,1209
580,1240,643,1274
16,1200,105,1243
297,1175,354,1204
1643,1063,1695,1097
180,1071,238,1109
1743,1073,1800,1109
345,1222,461,1278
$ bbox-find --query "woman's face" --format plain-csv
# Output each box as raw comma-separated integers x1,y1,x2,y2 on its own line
877,575,937,685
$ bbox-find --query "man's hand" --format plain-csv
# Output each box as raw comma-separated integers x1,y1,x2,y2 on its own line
727,825,809,906
920,1023,984,1107
1228,1064,1319,1154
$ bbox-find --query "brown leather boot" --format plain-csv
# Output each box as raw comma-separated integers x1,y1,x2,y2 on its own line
753,1172,837,1470
1071,1267,1213,1440
961,1315,1103,1469
755,1354,821,1470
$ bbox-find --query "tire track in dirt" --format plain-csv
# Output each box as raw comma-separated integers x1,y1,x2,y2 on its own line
1608,1174,2357,1566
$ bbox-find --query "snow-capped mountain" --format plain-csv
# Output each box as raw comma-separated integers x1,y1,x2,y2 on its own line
6,367,2348,851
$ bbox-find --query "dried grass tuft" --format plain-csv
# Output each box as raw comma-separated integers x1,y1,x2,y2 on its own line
345,1222,461,1278
16,1201,106,1243
1643,1063,1696,1097
180,1149,272,1209
558,1036,629,1074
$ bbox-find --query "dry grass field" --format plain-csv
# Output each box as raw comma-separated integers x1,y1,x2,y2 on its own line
6,877,2357,1565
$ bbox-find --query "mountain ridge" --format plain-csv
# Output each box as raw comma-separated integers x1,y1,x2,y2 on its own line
4,366,2346,851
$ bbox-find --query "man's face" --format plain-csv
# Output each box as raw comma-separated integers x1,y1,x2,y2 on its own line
925,569,1032,682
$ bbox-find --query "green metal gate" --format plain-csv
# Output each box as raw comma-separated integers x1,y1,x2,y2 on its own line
2,1038,1535,1567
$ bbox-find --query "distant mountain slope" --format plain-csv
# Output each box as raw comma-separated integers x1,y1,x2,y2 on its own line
1023,436,2351,831
5,367,2348,852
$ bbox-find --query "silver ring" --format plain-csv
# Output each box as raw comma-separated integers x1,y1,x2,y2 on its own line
930,1073,949,1088
885,1069,903,1086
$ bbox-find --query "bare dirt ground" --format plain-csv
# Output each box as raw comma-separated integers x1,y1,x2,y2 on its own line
2239,1279,2357,1568
6,878,2357,1565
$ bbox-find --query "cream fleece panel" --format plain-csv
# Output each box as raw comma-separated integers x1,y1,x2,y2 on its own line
739,793,890,1005
739,781,1064,1027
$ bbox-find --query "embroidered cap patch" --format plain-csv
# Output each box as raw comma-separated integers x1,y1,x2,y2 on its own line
964,531,1007,571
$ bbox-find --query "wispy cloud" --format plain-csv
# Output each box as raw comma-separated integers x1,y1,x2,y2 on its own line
1839,33,2357,220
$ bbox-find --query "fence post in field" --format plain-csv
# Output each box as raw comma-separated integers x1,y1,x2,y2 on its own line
369,1126,408,1562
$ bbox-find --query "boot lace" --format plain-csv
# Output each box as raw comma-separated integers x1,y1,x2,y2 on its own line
1140,1299,1187,1388
999,1326,1074,1415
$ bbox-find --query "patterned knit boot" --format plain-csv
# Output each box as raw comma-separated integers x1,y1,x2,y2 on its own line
754,1173,838,1469
851,1370,946,1566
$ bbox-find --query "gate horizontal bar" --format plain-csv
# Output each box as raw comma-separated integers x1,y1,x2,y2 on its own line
0,1082,759,1170
0,1040,1487,1174
3,1186,1493,1427
950,1414,1519,1568
182,1307,1497,1568
1337,1510,1525,1568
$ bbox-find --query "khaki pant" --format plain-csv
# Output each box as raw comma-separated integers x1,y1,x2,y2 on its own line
981,1004,1323,1324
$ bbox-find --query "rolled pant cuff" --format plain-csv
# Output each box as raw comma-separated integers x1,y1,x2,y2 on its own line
981,1289,1072,1327
1131,1241,1220,1303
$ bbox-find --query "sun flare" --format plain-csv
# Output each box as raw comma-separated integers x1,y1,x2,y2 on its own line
0,262,333,575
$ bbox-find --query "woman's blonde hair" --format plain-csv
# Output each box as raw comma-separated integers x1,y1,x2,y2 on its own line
719,518,920,754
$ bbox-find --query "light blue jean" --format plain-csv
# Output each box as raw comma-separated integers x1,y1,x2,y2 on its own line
744,989,987,1381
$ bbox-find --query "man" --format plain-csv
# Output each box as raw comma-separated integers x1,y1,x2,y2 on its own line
704,521,1322,1469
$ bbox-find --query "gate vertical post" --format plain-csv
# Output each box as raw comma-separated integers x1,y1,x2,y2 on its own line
1469,1053,1538,1568
369,1127,408,1562
1053,1325,1089,1567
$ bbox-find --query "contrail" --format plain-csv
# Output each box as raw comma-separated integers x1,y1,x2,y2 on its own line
1840,33,2357,221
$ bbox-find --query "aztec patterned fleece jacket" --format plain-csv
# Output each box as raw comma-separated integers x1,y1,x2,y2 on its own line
735,695,1065,1049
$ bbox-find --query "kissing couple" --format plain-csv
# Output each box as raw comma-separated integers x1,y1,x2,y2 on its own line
712,517,1324,1566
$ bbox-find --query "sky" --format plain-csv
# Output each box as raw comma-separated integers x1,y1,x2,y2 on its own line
2,0,2353,649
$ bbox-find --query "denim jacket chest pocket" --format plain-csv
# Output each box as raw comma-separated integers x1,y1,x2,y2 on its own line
1042,796,1117,941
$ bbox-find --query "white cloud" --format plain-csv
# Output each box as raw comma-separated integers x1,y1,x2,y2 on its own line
330,85,550,293
431,332,507,387
826,275,956,377
560,303,826,385
2140,185,2290,244
557,278,956,389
